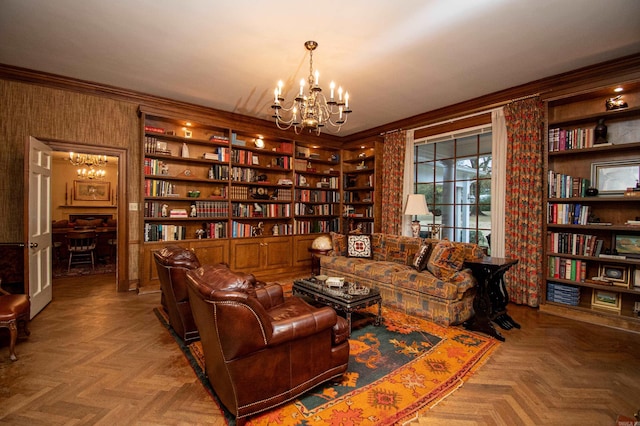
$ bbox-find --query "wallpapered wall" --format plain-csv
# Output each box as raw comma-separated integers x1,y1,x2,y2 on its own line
0,79,140,281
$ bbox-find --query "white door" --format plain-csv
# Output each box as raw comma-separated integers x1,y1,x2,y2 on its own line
25,136,53,318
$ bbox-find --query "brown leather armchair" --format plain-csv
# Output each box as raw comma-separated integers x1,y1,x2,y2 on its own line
153,245,201,343
186,264,350,425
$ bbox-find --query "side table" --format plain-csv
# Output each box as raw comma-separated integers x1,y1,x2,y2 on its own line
463,257,518,341
308,248,331,276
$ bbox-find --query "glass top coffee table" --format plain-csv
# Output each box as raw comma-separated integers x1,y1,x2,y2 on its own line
293,277,382,336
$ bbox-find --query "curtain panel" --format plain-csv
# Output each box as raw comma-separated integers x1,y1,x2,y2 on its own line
503,98,545,307
381,130,406,235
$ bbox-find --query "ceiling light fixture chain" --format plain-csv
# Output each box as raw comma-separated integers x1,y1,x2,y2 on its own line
271,41,352,135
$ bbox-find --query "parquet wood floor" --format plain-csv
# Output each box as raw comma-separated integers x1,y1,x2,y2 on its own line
1,273,639,425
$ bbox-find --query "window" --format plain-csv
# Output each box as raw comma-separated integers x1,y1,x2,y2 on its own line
413,126,492,250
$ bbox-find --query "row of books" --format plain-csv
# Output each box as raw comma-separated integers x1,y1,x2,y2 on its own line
548,171,591,198
548,127,597,152
546,282,580,306
208,165,229,180
296,189,340,203
548,256,587,282
344,191,374,203
230,149,291,169
294,203,337,216
295,174,340,189
231,203,291,218
200,221,227,239
230,167,270,183
144,223,187,242
294,219,340,234
144,157,166,175
547,203,591,225
230,221,293,237
203,147,230,162
548,232,604,257
145,179,177,197
193,201,229,218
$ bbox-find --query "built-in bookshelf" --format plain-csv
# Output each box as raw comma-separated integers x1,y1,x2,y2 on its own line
541,82,640,332
341,141,380,234
293,143,341,234
138,107,366,289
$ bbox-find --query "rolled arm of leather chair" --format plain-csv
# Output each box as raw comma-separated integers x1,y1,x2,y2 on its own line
269,303,338,346
254,283,284,310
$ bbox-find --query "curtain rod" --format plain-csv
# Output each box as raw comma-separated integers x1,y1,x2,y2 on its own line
384,92,542,135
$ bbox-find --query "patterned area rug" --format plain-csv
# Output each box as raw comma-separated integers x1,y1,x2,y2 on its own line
154,306,498,425
52,263,115,278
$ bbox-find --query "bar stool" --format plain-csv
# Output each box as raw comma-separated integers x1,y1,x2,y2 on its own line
0,279,30,361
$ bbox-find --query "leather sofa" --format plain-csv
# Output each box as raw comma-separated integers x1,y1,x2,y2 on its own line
321,233,484,326
153,245,201,343
186,263,350,425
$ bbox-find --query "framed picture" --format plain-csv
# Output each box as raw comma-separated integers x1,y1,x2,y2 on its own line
598,264,630,287
73,180,110,201
614,234,640,259
590,159,640,195
591,289,621,311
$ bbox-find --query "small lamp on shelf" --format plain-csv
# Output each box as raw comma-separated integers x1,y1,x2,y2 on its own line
404,194,429,238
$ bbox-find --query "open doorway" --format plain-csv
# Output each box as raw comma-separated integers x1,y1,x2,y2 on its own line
46,140,128,292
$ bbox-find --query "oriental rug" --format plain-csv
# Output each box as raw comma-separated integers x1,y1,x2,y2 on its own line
155,306,498,425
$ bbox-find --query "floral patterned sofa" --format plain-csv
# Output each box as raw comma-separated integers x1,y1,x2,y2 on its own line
319,233,484,326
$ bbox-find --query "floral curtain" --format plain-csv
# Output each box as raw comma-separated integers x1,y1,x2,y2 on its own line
381,130,406,235
504,98,544,307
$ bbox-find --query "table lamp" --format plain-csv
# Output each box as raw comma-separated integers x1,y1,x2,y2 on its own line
404,194,429,238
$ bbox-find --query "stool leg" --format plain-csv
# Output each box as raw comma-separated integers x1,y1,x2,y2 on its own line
8,319,17,361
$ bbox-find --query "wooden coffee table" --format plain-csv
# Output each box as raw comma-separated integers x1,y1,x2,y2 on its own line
293,277,382,336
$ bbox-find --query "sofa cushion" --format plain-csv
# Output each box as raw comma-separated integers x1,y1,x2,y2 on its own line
352,261,412,284
427,240,465,280
392,268,477,300
370,233,423,264
347,234,372,258
320,255,369,275
329,232,347,256
412,243,433,271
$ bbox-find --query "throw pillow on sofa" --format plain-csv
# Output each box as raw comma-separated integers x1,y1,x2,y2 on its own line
427,239,465,279
347,234,372,258
329,232,347,256
412,242,433,271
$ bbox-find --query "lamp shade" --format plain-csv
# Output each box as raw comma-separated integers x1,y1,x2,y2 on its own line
404,194,429,216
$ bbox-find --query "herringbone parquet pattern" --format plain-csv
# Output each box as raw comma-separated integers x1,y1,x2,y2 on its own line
1,274,639,425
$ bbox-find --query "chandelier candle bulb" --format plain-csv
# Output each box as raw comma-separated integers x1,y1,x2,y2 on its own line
330,81,335,99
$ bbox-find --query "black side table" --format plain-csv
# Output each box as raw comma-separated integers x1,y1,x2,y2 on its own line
463,257,519,341
308,248,331,276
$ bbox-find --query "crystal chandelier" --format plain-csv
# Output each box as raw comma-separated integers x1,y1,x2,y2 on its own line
68,152,108,168
69,152,107,179
271,41,352,135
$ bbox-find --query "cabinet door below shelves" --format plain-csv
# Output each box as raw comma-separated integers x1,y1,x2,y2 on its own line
230,236,293,272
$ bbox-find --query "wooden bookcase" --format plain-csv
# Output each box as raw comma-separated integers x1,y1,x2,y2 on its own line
540,82,640,331
138,107,364,289
341,138,383,234
293,142,341,235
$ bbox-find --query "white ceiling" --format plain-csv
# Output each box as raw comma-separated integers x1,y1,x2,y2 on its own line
1,0,640,136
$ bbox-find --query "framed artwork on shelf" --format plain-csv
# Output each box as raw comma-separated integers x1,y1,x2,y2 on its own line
598,264,630,287
73,180,110,201
614,234,640,259
591,289,621,312
590,159,640,195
